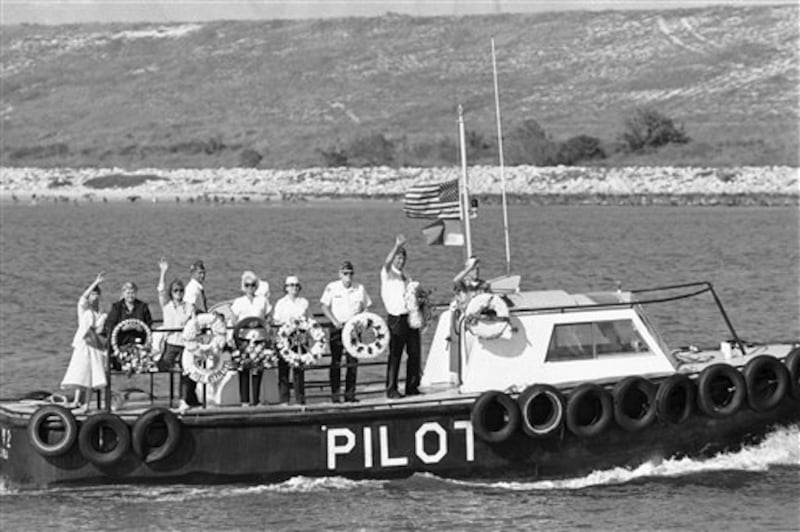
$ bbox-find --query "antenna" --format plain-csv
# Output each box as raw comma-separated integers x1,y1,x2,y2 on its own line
491,37,512,275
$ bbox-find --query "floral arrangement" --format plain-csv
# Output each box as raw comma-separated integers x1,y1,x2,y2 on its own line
277,317,326,368
342,312,389,359
404,281,433,330
111,318,156,376
229,340,279,372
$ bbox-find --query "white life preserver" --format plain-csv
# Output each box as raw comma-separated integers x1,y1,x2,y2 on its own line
464,293,510,339
181,313,228,384
342,312,390,359
277,316,326,368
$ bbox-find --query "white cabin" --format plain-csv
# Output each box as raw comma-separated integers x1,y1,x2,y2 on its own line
422,289,679,393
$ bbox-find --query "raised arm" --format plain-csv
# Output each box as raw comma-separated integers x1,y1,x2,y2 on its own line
79,272,105,309
383,234,407,272
157,257,169,307
453,256,479,284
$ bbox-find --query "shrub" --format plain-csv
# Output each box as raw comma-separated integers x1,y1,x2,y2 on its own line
239,148,262,168
555,135,606,165
504,119,560,165
620,107,690,152
84,174,166,189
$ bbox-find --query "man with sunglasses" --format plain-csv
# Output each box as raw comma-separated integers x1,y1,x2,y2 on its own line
156,257,199,412
320,260,372,403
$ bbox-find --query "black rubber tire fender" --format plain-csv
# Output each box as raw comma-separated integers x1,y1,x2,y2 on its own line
612,376,657,432
470,390,521,443
696,363,746,418
132,407,182,463
565,383,613,438
27,405,78,457
517,384,566,438
78,412,131,466
743,355,790,412
655,374,695,424
784,347,800,401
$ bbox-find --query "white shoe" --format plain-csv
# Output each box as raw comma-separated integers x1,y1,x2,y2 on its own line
177,400,190,414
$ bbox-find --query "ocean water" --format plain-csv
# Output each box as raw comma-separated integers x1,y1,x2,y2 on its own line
0,201,798,530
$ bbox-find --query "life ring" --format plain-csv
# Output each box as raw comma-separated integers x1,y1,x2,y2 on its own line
517,384,565,438
181,313,228,384
111,318,154,374
743,355,790,412
470,390,520,443
131,407,181,463
784,347,800,400
655,374,695,424
277,316,326,367
696,363,746,418
232,316,269,351
342,312,389,359
464,293,510,339
78,412,131,466
566,383,613,438
612,376,657,431
27,405,78,457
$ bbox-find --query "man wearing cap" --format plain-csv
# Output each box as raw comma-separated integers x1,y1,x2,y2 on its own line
103,281,154,370
320,260,372,403
381,234,421,399
184,260,207,314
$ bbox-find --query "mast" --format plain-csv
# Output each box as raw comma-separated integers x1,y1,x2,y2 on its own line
491,37,512,275
457,104,473,259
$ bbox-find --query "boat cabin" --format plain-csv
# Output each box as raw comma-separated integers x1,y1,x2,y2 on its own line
422,289,678,393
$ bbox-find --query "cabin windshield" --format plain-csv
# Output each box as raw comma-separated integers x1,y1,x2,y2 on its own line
545,319,651,362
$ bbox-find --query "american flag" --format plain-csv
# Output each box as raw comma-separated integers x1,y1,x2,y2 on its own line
402,180,462,219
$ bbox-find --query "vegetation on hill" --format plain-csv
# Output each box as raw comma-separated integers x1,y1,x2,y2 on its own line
1,5,797,169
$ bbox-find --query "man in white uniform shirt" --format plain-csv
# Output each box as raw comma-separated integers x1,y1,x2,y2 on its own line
381,234,421,399
320,260,372,403
184,260,207,314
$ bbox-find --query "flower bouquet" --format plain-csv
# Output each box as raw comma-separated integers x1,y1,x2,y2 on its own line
229,340,279,372
404,281,433,330
116,338,157,377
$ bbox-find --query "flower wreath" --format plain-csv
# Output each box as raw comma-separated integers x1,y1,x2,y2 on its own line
181,313,229,384
276,316,326,368
342,312,389,359
229,328,280,372
404,281,433,330
111,318,155,376
464,293,511,340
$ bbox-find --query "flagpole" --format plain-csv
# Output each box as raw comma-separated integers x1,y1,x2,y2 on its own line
457,104,473,260
491,38,511,275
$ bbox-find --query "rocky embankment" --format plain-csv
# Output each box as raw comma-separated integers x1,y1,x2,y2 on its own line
1,166,797,206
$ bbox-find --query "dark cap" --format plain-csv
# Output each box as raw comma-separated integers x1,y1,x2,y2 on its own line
190,260,205,272
339,260,354,272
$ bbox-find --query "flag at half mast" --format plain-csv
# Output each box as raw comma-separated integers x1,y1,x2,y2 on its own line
403,179,461,219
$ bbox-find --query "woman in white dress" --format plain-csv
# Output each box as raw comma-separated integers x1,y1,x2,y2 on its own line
273,275,310,404
61,272,108,412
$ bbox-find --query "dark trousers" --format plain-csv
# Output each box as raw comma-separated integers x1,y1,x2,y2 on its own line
238,371,263,405
278,359,306,404
157,343,200,406
329,329,358,400
386,314,421,395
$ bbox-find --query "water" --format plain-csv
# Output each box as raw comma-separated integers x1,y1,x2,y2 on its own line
1,202,799,529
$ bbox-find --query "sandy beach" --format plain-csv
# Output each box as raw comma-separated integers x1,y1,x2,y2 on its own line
1,165,797,205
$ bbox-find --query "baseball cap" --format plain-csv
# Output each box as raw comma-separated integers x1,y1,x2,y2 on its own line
190,260,205,272
339,260,354,272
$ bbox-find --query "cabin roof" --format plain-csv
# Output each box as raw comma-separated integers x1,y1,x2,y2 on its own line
506,290,632,310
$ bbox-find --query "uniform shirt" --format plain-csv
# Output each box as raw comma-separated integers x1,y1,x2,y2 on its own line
184,278,207,313
380,266,411,316
230,294,271,322
320,280,372,324
272,295,309,325
255,280,270,299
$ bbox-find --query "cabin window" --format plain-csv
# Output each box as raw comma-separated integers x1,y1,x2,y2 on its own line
545,319,650,362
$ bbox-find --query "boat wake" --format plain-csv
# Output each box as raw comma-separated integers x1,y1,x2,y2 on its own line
456,424,800,491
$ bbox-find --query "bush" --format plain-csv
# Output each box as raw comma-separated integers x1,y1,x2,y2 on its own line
620,107,690,152
504,119,559,165
555,135,606,165
239,148,262,168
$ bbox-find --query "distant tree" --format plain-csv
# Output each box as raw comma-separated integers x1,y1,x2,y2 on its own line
504,118,559,165
555,135,606,165
346,133,396,167
318,145,349,167
239,148,262,168
620,107,690,152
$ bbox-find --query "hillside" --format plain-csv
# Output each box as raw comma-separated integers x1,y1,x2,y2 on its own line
1,5,798,169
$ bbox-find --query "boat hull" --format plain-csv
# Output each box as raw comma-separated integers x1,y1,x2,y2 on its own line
1,396,797,489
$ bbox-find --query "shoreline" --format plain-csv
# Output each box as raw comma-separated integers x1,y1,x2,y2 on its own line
1,165,798,206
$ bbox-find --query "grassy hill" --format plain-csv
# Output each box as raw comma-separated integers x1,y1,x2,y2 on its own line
1,5,798,169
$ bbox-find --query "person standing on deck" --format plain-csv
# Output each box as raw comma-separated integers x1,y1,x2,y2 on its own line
381,234,422,399
103,280,153,370
184,260,207,314
320,261,372,403
273,275,309,404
